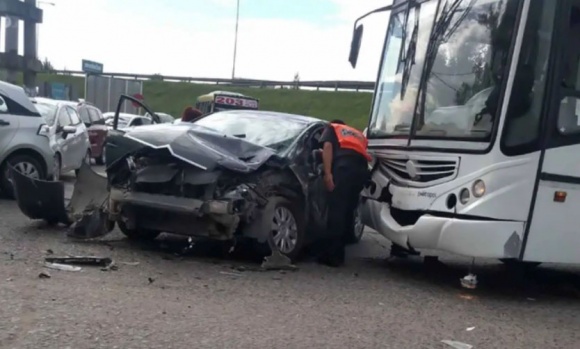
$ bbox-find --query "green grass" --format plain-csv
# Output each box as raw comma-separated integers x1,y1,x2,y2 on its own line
32,73,373,130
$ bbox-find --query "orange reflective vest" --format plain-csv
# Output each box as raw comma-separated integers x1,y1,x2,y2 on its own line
330,123,372,161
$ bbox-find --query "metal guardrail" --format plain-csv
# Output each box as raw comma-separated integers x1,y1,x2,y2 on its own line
50,70,376,92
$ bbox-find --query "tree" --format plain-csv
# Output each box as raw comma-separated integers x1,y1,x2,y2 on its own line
41,57,54,72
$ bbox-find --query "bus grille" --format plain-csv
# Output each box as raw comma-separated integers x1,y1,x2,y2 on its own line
379,155,459,187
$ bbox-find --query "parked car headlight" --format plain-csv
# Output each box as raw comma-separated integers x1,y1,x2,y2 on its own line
37,124,50,138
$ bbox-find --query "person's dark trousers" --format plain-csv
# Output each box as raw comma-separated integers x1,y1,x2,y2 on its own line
317,163,368,267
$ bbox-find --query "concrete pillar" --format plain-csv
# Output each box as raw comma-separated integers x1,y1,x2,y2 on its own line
23,0,38,89
5,15,19,84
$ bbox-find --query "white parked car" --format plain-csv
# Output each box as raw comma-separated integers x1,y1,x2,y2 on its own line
31,97,91,181
0,81,55,198
103,112,153,130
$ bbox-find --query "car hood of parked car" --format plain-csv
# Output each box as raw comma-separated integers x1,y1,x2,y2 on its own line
116,123,280,173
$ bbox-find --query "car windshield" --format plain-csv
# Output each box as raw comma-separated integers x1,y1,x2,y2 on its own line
34,103,58,125
193,112,307,152
368,0,520,144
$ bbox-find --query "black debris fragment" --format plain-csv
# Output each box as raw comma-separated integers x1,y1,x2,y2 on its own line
45,256,113,267
148,277,155,284
38,271,51,279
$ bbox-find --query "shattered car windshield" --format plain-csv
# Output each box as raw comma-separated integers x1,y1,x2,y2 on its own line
368,0,521,142
193,112,307,152
34,103,58,125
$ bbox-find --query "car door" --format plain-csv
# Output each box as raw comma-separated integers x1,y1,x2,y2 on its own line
304,126,329,233
0,94,20,158
66,106,88,168
55,106,74,171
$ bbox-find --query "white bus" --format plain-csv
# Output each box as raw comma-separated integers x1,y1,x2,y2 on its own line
349,0,580,265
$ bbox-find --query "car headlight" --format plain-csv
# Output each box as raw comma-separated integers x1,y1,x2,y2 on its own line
459,188,470,205
37,124,50,138
472,179,486,197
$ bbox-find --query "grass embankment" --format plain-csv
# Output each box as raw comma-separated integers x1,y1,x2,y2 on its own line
32,73,373,130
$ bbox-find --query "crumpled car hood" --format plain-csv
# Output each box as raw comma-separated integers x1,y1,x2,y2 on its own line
123,123,278,173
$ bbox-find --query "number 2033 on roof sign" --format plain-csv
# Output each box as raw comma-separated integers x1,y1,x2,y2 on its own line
215,96,258,109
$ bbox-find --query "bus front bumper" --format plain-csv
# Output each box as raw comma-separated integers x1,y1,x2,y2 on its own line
360,199,526,259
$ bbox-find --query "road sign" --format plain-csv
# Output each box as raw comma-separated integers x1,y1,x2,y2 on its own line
132,93,144,108
82,59,103,75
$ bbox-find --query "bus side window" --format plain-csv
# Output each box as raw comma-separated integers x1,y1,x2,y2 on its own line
501,0,556,154
557,5,580,135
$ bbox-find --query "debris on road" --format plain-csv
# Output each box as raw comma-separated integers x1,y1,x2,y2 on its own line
441,340,473,349
38,271,51,279
46,249,54,255
261,251,298,271
466,327,475,331
119,261,140,266
460,273,478,289
45,256,113,267
148,277,155,284
44,262,81,272
220,271,243,277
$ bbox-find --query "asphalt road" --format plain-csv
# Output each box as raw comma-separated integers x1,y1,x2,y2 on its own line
0,167,579,348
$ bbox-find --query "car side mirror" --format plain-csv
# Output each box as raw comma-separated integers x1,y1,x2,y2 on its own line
349,24,364,68
363,127,368,137
62,125,77,134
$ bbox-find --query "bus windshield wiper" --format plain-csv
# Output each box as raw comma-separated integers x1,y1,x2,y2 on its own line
409,0,476,137
399,1,421,100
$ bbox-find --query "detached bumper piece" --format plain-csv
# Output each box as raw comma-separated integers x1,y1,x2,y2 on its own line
10,166,70,225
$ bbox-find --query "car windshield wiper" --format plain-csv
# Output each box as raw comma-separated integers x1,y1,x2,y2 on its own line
410,0,476,137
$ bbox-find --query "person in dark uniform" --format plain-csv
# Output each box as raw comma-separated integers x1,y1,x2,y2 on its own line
317,119,371,267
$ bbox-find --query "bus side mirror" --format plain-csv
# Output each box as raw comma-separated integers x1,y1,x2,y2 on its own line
349,24,364,68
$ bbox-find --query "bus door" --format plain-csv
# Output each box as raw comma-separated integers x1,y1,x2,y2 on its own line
524,0,580,264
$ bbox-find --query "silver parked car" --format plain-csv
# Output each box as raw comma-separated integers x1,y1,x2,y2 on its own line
0,81,55,198
31,97,91,181
103,112,153,129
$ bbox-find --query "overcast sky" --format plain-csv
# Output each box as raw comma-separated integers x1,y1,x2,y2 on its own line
0,0,391,81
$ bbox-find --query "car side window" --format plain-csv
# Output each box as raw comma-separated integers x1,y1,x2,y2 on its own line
78,107,91,124
57,107,72,127
142,117,152,125
67,107,82,125
131,118,142,126
0,95,8,113
88,108,101,123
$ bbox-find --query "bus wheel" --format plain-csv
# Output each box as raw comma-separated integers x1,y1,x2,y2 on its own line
499,258,542,269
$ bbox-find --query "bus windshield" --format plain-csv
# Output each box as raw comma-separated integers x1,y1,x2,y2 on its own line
368,0,521,144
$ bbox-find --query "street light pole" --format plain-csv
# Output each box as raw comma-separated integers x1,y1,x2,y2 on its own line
231,0,240,80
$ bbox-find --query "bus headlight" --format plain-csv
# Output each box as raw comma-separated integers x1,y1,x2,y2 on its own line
472,179,486,197
459,188,470,205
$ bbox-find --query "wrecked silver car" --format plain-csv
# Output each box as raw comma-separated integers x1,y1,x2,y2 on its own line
11,95,364,259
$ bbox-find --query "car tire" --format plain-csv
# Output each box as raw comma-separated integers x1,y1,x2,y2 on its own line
346,204,365,244
258,196,306,261
75,149,91,177
117,220,161,241
0,154,46,199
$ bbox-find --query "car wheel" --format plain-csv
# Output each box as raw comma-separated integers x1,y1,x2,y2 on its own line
75,150,91,177
53,154,61,182
0,154,45,199
346,205,365,244
266,197,305,261
117,220,161,241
